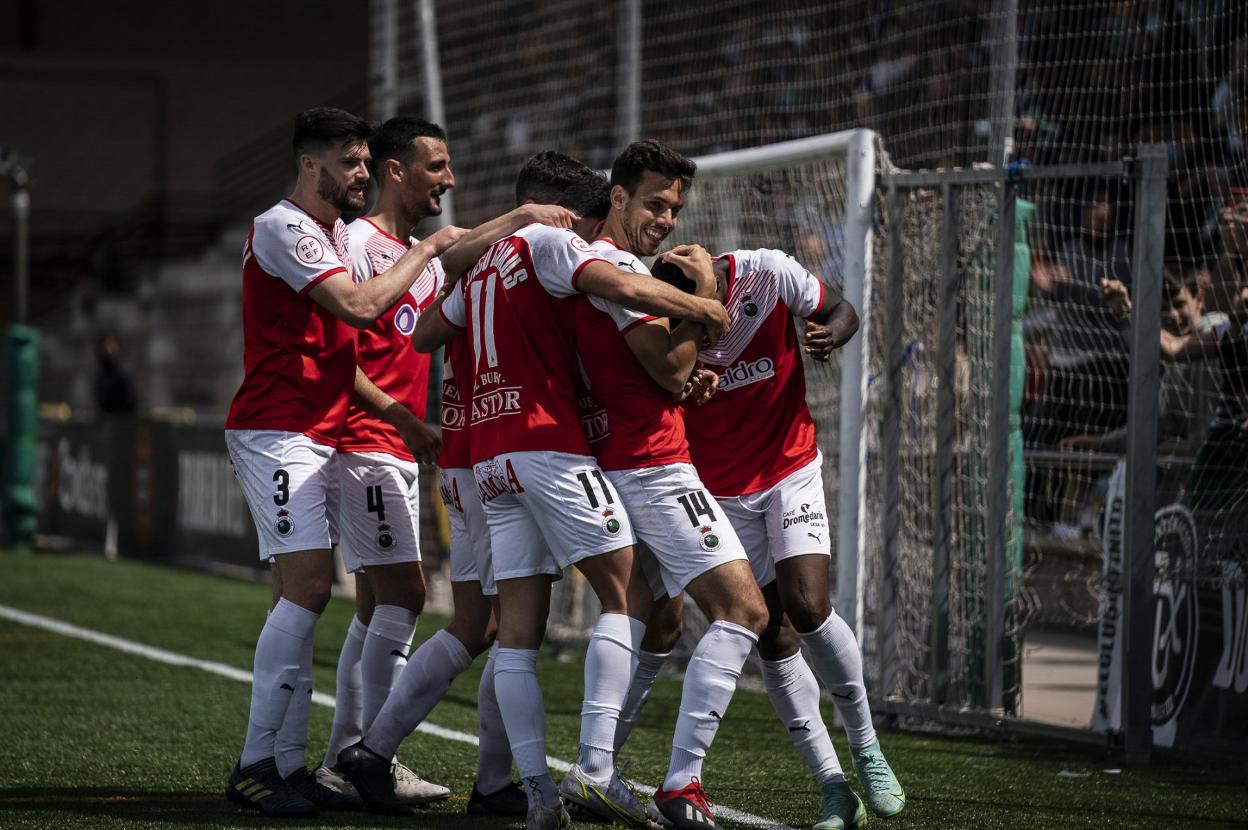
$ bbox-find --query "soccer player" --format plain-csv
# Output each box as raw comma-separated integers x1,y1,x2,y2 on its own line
334,152,583,818
633,249,907,830
222,107,464,818
395,156,729,830
563,141,769,830
311,115,460,808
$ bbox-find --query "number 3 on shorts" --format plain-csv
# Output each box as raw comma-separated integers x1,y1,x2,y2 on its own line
273,469,290,506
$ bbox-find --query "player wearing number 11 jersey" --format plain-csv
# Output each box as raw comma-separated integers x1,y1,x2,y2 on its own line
410,160,730,830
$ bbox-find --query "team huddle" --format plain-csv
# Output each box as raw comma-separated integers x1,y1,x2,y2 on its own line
222,107,905,830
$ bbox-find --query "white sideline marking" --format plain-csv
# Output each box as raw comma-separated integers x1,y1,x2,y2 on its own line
0,603,794,829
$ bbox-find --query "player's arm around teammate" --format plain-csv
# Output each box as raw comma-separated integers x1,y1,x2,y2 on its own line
225,107,448,819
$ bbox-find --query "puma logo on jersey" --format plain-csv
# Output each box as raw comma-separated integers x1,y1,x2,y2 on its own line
716,356,775,392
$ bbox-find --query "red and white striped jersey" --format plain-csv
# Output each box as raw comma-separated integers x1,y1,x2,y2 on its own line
440,223,607,463
226,199,357,446
337,217,442,460
684,248,827,496
572,239,691,471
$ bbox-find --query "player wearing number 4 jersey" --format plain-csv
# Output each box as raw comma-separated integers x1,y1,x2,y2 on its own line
564,142,769,830
313,116,469,811
412,154,730,830
631,249,905,830
336,151,586,819
223,108,466,819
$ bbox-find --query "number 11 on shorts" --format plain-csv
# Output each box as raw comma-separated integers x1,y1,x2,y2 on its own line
576,470,615,508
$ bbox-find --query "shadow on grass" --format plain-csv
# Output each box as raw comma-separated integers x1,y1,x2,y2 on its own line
0,787,519,828
912,791,1248,828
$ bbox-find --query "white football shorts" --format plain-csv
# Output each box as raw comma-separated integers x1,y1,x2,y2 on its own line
225,429,337,560
439,466,496,596
606,462,747,599
473,451,635,583
715,452,830,587
336,450,422,573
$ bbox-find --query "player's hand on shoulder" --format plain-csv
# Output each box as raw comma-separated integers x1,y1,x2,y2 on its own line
396,417,442,465
522,204,580,230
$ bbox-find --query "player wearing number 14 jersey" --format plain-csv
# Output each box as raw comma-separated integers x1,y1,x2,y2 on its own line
565,142,770,830
410,159,730,830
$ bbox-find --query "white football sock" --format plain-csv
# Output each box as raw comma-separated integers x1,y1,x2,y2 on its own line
323,615,367,769
475,644,514,794
360,604,417,731
364,629,472,759
578,613,644,782
614,649,670,753
762,653,845,785
240,598,319,769
662,620,757,792
494,647,560,810
274,634,314,777
799,611,876,748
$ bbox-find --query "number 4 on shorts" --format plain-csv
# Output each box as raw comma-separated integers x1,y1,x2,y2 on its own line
366,484,386,522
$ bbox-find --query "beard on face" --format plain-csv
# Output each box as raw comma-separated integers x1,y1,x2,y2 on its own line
318,167,365,212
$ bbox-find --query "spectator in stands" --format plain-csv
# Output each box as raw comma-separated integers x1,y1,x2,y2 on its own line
1028,186,1133,444
94,334,137,415
1060,266,1222,456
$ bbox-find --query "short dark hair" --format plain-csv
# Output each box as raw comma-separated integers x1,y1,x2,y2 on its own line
514,151,594,206
650,258,697,295
557,174,611,220
292,107,373,159
368,116,447,175
609,139,696,195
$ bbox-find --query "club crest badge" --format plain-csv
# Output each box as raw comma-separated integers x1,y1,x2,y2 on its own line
275,508,295,537
602,508,622,536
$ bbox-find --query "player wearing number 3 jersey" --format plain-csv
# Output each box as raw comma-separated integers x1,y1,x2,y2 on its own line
412,155,730,830
222,108,466,820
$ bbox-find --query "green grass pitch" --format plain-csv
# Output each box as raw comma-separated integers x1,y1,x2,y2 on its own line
0,552,1245,829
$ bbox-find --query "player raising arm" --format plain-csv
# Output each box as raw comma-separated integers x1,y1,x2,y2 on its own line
334,152,582,819
563,141,771,830
222,107,463,819
398,164,726,830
